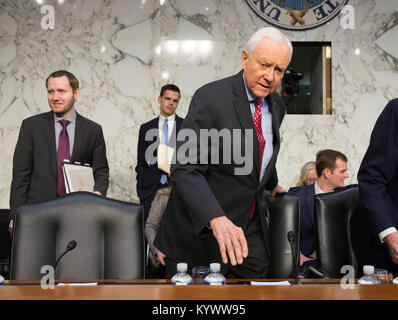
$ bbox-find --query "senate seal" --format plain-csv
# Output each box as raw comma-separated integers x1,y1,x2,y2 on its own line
246,0,349,30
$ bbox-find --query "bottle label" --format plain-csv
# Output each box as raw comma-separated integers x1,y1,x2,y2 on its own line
172,281,192,285
204,281,226,285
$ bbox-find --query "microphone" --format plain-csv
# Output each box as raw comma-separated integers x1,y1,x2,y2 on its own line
287,231,299,284
54,240,77,270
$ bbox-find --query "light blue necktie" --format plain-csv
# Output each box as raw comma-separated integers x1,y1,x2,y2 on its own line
160,118,168,185
162,118,169,145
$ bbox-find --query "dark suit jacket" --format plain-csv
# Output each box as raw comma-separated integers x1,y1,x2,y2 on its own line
355,98,398,271
9,111,109,220
135,115,183,203
154,70,286,270
288,184,316,256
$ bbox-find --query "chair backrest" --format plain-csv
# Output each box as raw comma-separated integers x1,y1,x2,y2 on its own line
0,209,11,279
314,184,359,277
10,192,144,280
0,209,11,260
267,192,300,278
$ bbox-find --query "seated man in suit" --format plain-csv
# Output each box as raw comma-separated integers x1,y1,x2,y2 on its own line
9,70,109,232
135,84,184,221
355,98,398,276
289,149,348,268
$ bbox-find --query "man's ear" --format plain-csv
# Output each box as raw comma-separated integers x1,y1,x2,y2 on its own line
74,88,80,100
323,168,331,178
241,50,249,69
158,96,161,104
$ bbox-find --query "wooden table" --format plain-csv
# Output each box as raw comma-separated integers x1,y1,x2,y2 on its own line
1,279,398,300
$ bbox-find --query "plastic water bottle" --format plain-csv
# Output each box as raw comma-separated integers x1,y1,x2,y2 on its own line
358,265,381,284
204,263,226,285
171,263,193,285
0,275,4,286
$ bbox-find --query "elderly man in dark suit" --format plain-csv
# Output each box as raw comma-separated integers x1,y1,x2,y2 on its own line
135,84,184,221
154,27,292,278
9,70,109,232
355,98,398,275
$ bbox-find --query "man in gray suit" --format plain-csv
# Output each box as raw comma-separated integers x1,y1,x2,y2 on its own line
9,70,109,232
155,27,292,278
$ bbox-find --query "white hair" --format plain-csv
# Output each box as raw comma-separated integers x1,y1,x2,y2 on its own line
246,27,293,64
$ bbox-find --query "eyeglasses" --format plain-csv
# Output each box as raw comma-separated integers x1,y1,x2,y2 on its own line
305,177,317,184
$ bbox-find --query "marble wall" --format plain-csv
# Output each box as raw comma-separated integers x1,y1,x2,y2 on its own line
0,0,397,208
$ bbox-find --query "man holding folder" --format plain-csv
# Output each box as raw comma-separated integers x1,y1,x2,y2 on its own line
9,70,109,232
135,84,184,220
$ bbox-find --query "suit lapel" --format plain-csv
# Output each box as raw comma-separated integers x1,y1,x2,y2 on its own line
269,96,280,150
258,94,280,188
148,117,160,157
231,72,261,180
43,112,57,177
169,116,180,149
71,113,86,161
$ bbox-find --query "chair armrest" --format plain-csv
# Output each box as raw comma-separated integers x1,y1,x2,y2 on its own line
308,265,331,278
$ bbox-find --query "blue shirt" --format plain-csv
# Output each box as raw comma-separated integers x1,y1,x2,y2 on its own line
54,111,76,156
242,75,274,181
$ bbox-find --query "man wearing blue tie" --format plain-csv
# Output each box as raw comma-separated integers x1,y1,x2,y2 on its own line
136,84,184,220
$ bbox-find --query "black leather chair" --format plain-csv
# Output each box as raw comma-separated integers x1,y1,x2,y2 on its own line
310,184,359,278
0,209,11,279
10,192,144,280
267,192,300,279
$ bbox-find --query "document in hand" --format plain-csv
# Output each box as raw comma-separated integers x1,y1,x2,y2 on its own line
62,161,95,193
157,144,174,175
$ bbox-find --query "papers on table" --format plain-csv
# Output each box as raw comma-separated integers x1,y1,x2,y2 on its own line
250,281,291,286
62,161,94,193
57,282,98,286
157,144,174,175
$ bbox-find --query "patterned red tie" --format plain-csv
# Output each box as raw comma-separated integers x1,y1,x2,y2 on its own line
57,119,70,196
250,99,266,219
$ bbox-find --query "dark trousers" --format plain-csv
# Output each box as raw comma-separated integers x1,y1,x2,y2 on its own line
146,261,166,279
165,212,269,279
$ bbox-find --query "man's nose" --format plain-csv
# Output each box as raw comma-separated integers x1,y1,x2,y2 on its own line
263,67,274,82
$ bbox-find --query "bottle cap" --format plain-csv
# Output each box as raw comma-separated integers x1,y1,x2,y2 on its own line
210,263,221,272
363,265,374,275
177,263,188,272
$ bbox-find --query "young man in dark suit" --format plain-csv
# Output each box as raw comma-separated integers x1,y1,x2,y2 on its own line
9,70,109,232
155,27,291,278
289,149,348,267
135,84,184,221
354,98,398,275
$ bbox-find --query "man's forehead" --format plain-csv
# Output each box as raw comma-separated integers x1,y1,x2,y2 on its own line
252,39,290,64
335,158,348,168
47,76,70,86
163,90,180,98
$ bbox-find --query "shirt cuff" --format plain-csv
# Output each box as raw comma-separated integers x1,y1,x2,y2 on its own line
379,227,398,243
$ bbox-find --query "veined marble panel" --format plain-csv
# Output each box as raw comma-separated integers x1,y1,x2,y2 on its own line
0,0,397,209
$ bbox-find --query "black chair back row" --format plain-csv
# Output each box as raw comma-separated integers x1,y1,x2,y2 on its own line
314,184,359,278
9,185,359,280
267,184,359,279
0,209,11,279
10,192,144,280
267,192,300,279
